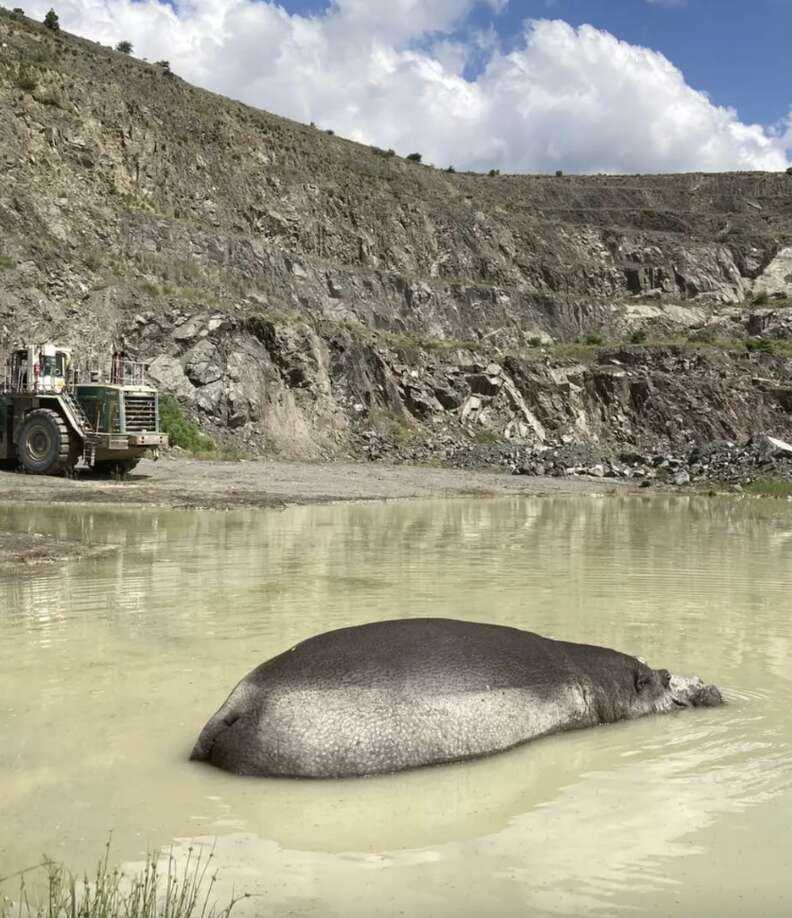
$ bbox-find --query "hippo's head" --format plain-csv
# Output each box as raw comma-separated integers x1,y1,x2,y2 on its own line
629,657,724,717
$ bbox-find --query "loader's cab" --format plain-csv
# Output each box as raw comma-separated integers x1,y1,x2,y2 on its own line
9,344,71,394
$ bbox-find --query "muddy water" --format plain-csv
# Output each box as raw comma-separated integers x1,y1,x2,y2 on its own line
1,495,791,917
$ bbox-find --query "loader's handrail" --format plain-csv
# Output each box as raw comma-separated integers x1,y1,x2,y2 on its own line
1,356,153,391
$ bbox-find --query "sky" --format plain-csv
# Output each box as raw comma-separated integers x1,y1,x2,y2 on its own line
14,0,792,174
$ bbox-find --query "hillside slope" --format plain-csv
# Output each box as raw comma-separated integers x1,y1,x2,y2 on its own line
2,10,792,464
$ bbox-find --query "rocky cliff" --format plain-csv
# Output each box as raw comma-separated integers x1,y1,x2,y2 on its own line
2,10,792,467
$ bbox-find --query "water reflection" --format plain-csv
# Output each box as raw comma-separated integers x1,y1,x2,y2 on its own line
1,495,791,916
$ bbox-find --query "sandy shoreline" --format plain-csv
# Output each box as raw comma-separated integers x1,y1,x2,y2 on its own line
0,456,631,569
0,455,628,511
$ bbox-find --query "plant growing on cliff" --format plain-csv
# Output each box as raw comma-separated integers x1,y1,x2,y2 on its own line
43,8,59,30
116,40,133,54
745,337,774,354
159,395,215,453
15,68,37,92
406,152,422,163
0,256,16,271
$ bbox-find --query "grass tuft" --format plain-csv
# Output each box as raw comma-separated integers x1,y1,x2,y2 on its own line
743,479,792,499
0,840,244,918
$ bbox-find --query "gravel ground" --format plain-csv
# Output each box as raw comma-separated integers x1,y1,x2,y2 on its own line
0,455,627,511
0,457,629,569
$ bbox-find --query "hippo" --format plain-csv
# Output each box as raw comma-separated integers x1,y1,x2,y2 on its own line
190,618,723,778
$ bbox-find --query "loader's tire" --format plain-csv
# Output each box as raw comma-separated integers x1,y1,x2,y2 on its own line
93,459,140,477
18,409,80,476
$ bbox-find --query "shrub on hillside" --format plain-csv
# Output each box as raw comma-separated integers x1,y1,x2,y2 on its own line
116,40,133,54
159,395,215,452
43,8,59,30
488,168,500,177
406,152,422,163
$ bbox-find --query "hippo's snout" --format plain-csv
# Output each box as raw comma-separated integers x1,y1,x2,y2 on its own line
667,673,724,709
691,683,723,707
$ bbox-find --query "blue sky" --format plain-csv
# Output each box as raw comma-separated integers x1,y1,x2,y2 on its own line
21,0,792,173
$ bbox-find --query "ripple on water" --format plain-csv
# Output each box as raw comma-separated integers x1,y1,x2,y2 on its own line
1,495,791,917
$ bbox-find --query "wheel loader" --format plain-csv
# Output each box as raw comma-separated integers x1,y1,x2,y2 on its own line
0,344,168,476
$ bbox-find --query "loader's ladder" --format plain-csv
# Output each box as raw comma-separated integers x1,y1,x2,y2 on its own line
61,390,99,468
61,388,92,435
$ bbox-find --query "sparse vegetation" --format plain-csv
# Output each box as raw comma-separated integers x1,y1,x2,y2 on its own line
629,328,648,344
369,408,421,448
582,333,604,346
555,170,564,177
43,8,59,31
115,41,133,55
745,337,774,353
0,255,15,271
752,290,770,305
159,395,215,453
446,165,456,173
15,68,37,92
406,152,422,163
0,840,243,918
155,60,171,73
743,479,792,499
473,428,500,445
11,7,25,19
488,169,500,177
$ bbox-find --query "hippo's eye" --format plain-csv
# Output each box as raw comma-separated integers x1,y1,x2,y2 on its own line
635,672,651,692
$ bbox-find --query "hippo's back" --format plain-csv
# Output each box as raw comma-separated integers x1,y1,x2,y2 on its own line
196,619,600,777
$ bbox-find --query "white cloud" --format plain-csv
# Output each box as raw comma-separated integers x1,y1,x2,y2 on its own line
16,1,792,173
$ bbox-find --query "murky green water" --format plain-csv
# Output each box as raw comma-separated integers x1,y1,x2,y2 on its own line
1,495,791,916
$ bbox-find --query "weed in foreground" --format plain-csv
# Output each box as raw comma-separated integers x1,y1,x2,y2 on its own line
0,840,246,918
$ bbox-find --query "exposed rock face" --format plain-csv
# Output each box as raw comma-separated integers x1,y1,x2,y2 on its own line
1,11,791,462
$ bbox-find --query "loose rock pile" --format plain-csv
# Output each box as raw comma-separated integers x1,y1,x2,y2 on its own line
511,434,792,487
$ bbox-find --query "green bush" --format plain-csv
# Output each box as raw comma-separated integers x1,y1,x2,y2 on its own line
0,255,15,271
159,395,215,452
527,336,543,348
12,8,25,19
406,152,422,163
488,168,500,177
43,8,59,30
446,165,456,173
555,169,564,177
116,40,133,54
752,290,770,306
745,337,774,353
629,328,648,344
583,333,604,346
